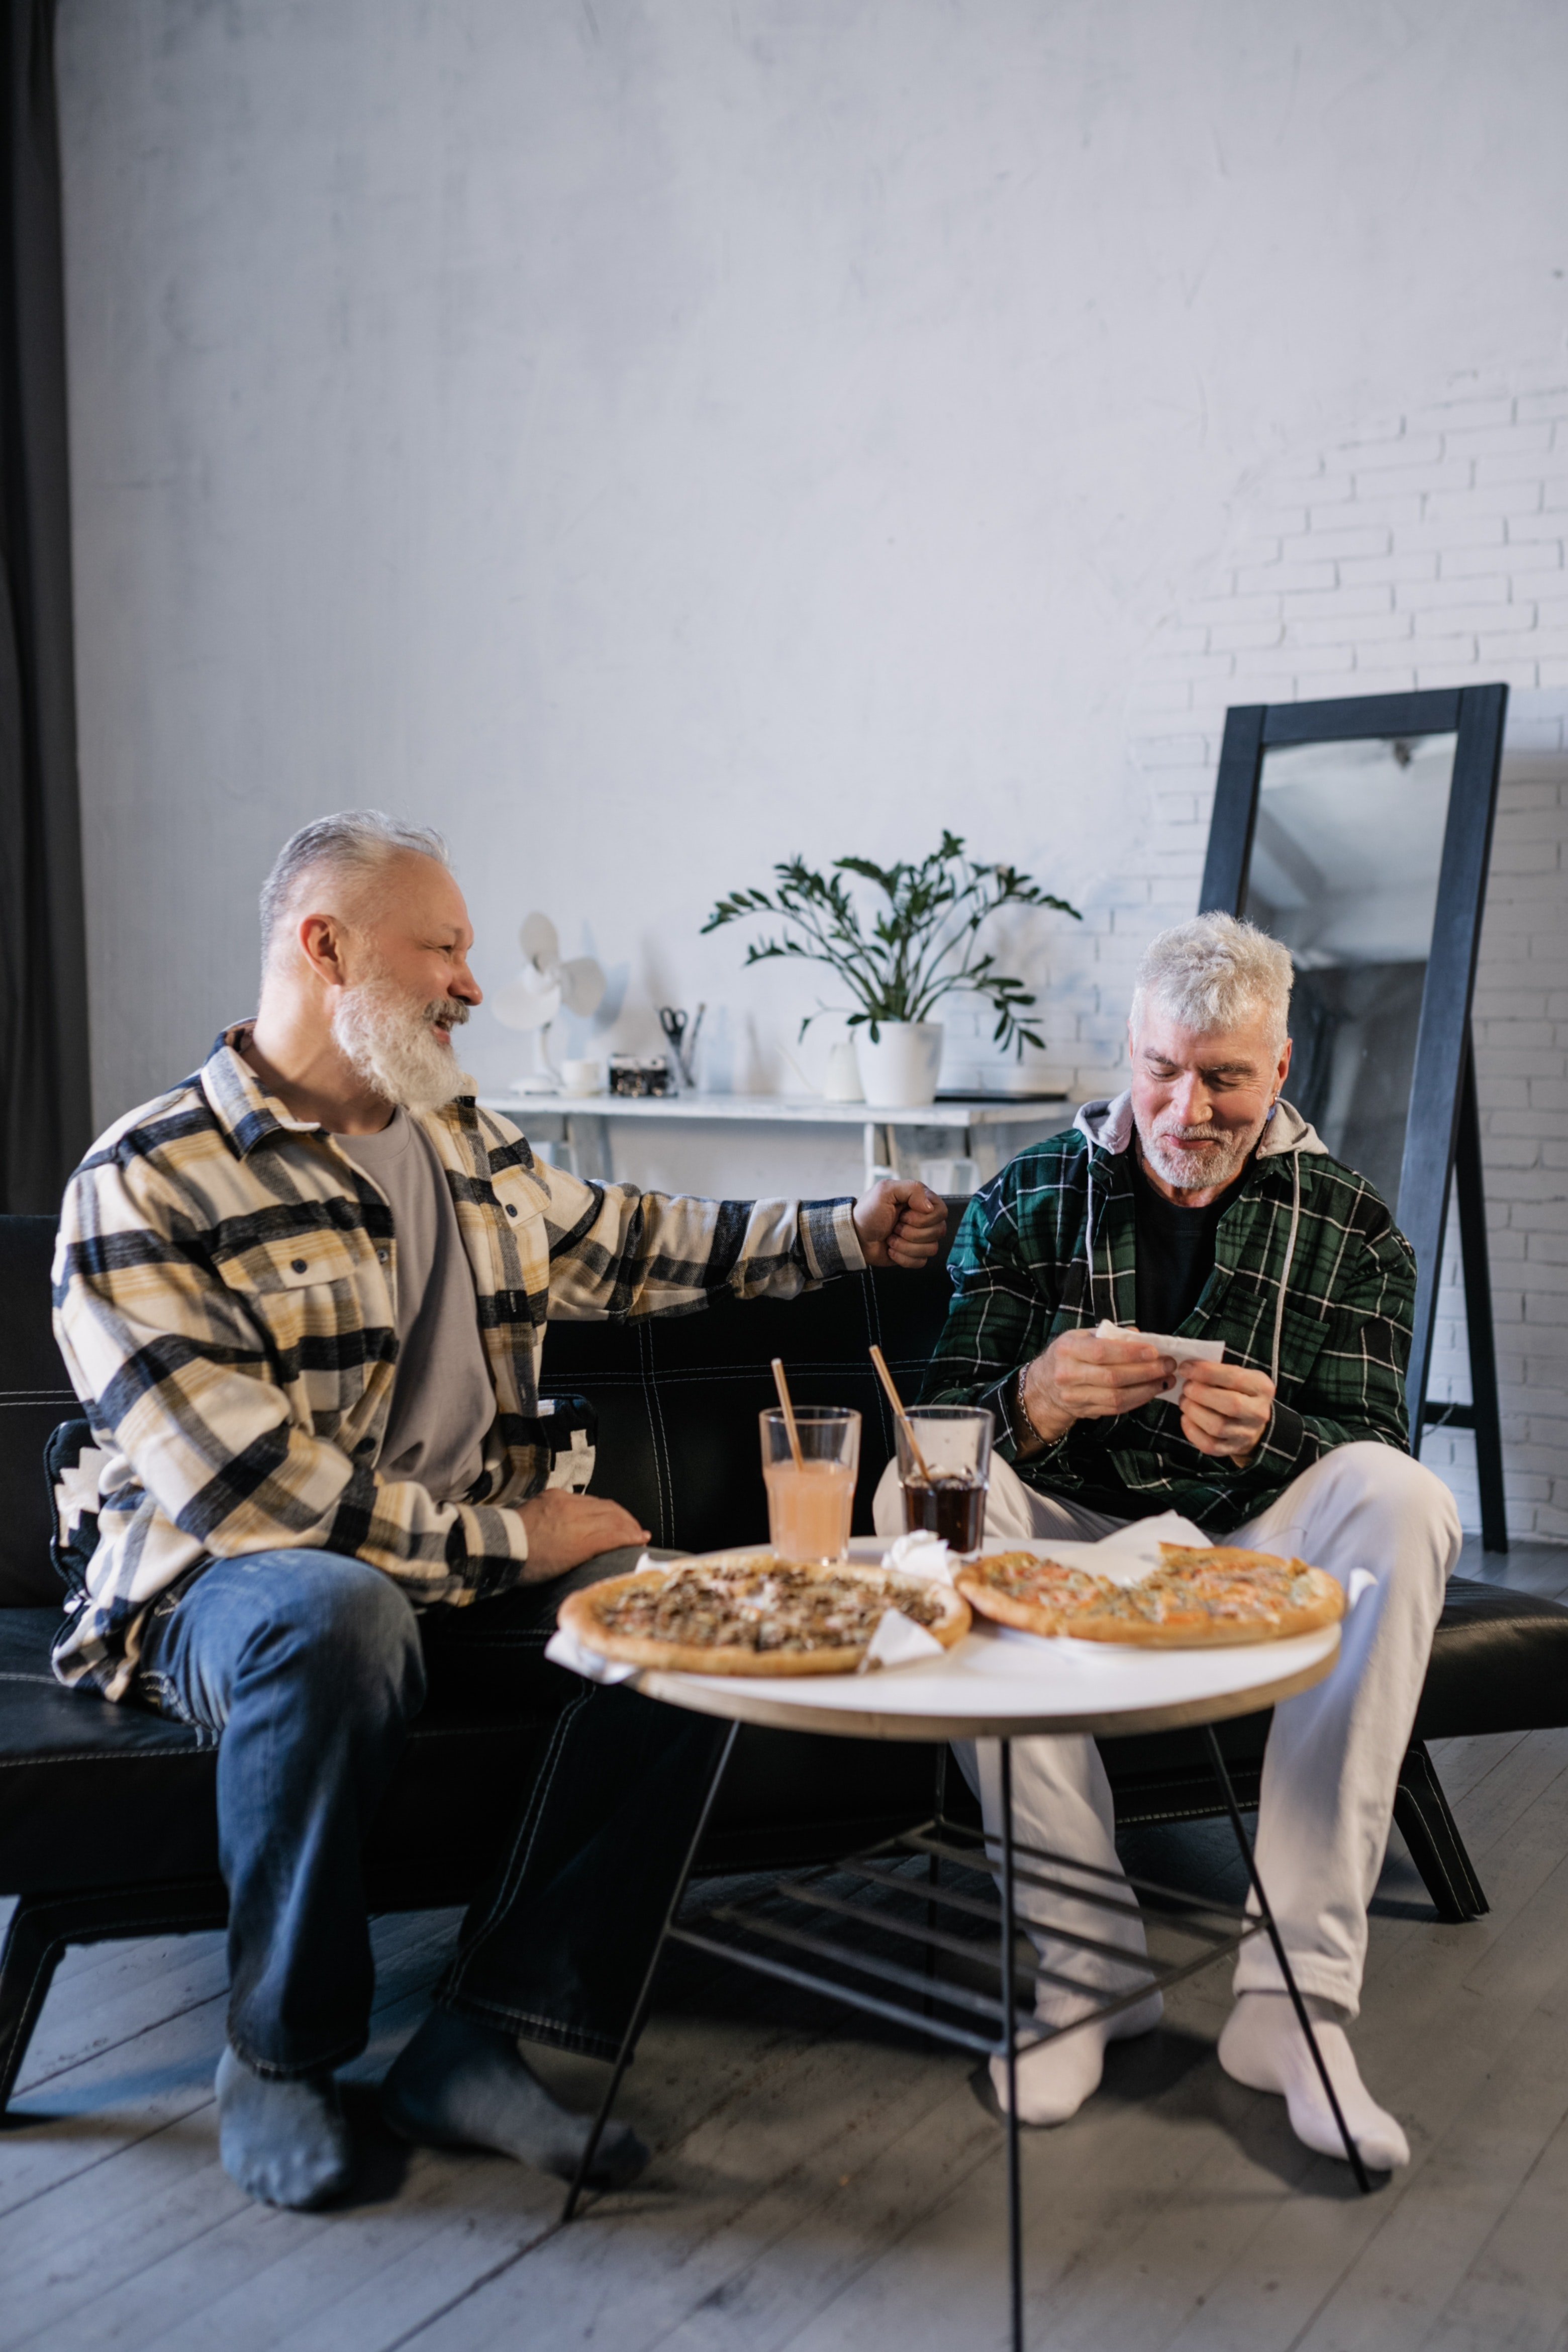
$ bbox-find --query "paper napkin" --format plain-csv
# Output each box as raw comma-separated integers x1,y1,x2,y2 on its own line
1095,1318,1225,1402
857,1608,947,1673
543,1623,640,1684
880,1530,955,1585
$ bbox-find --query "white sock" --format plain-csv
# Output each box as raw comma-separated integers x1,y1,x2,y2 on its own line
990,1987,1164,2127
1218,1991,1409,2171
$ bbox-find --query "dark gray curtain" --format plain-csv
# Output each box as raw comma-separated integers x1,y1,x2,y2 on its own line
0,0,88,1211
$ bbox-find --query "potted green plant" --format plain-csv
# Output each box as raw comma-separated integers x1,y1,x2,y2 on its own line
703,832,1081,1108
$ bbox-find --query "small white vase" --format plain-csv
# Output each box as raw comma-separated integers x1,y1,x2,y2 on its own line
856,1021,944,1109
822,1040,864,1102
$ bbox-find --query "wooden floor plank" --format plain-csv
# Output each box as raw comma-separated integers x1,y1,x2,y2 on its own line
393,2028,997,2352
1419,2092,1568,2352
1300,2009,1568,2352
0,1914,459,2337
69,2000,822,2352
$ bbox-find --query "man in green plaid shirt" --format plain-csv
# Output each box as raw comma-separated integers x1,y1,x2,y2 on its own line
876,913,1461,2178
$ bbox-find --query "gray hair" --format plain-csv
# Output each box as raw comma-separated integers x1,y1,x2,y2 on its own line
259,811,450,969
1130,913,1294,1045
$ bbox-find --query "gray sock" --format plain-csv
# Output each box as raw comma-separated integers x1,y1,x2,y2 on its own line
215,2044,354,2210
381,2006,648,2190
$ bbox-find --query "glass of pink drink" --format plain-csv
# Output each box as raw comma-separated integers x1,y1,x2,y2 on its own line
759,1407,861,1561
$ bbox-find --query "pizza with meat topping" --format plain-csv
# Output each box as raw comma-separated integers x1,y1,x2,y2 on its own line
558,1552,971,1676
954,1542,1344,1647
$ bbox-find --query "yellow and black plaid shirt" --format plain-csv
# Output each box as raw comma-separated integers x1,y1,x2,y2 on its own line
52,1029,863,1699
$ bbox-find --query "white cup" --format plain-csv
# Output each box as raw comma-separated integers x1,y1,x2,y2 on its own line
823,1040,863,1102
559,1058,605,1097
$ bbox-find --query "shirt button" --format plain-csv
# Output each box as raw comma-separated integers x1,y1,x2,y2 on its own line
505,1204,518,1219
290,1257,308,1274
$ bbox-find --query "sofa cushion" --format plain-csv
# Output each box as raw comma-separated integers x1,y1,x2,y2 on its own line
1412,1575,1568,1741
0,1607,218,1889
0,1605,559,1903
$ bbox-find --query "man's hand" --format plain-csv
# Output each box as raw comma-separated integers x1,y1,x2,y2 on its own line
852,1178,948,1269
517,1490,650,1581
1018,1329,1177,1447
1179,1360,1276,1464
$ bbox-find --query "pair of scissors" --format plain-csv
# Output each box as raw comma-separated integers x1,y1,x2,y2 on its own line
658,1005,705,1090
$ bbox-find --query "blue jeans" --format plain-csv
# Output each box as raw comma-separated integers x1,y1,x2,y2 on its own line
137,1549,723,2078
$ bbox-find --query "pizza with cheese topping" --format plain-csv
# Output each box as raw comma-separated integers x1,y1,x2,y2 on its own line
954,1542,1344,1647
558,1552,972,1676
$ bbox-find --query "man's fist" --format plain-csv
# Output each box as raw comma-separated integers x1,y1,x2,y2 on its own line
1018,1329,1176,1447
852,1178,948,1268
1179,1359,1276,1464
516,1490,650,1582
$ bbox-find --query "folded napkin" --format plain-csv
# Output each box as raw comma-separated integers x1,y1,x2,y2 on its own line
857,1607,947,1674
880,1529,955,1585
1024,1508,1213,1589
543,1622,640,1684
1095,1318,1224,1402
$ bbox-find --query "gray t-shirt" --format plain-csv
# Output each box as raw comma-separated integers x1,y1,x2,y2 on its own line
338,1111,494,1504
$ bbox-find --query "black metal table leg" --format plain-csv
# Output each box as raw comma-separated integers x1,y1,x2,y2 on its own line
1000,1739,1024,2352
561,1719,741,2221
1201,1726,1372,2195
925,1744,948,2024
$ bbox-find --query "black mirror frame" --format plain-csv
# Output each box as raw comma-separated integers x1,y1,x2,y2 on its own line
1199,685,1509,1544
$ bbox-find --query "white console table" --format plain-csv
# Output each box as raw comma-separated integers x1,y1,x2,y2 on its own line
477,1091,1071,1191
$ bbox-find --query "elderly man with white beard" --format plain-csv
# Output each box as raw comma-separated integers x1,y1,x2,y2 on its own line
52,811,947,2212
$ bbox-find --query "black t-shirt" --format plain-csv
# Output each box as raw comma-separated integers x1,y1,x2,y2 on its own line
1132,1154,1240,1335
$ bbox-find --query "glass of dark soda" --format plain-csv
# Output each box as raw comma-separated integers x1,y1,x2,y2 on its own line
895,1406,994,1554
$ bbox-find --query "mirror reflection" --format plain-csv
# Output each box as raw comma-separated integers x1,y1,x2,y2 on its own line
1241,731,1457,1207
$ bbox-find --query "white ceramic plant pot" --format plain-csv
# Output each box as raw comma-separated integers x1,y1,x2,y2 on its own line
856,1021,944,1109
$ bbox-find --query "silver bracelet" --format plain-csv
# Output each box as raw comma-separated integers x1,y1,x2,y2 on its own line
1015,1363,1042,1440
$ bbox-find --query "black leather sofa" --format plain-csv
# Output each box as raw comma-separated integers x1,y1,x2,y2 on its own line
5,1204,1568,2114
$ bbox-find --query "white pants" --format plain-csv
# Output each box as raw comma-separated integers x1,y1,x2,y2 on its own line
872,1443,1460,2018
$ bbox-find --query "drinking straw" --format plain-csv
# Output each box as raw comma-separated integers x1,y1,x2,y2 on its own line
770,1357,805,1469
868,1344,933,1484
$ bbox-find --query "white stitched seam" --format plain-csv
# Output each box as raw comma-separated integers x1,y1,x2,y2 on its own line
442,1682,597,1972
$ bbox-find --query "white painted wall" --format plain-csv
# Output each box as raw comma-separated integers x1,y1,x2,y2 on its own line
55,2,1568,1528
1127,381,1568,1540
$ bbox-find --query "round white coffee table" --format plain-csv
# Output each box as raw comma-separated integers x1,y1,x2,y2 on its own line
631,1614,1341,1742
559,1572,1360,2350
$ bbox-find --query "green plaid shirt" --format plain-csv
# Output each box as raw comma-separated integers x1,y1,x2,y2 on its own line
923,1093,1416,1533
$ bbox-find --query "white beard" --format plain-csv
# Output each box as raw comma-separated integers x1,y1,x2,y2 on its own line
331,973,473,1114
1136,1117,1261,1194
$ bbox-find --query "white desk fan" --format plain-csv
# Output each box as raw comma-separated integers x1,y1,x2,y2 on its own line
492,914,607,1093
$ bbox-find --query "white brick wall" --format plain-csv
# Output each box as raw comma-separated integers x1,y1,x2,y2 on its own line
1120,368,1568,1541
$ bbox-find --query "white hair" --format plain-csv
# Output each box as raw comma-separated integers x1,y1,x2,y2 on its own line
258,810,450,972
1130,913,1294,1046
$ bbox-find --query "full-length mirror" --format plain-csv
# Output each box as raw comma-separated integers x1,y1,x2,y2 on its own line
1201,687,1508,1547
1240,730,1456,1210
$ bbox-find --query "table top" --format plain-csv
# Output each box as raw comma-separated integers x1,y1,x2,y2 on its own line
478,1091,1069,1130
624,1541,1341,1742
